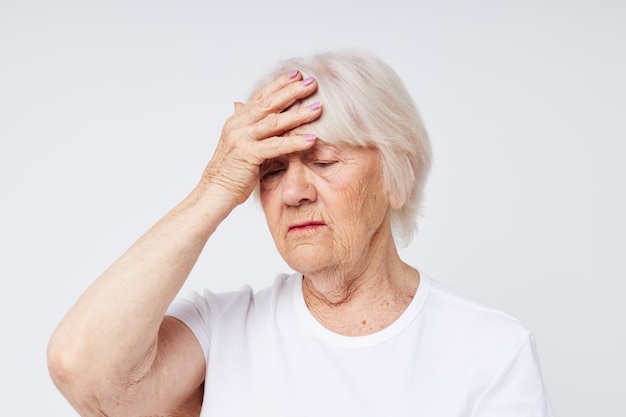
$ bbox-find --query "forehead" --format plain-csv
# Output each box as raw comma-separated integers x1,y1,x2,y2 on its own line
304,141,341,156
309,141,379,159
264,140,341,163
279,142,376,165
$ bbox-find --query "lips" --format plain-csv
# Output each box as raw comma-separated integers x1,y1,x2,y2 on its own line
288,221,326,232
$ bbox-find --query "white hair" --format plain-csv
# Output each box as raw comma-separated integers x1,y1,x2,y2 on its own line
251,49,432,246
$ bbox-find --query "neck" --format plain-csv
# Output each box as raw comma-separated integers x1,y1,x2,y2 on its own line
301,232,419,336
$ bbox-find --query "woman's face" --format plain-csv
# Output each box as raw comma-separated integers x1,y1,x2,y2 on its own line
259,141,392,277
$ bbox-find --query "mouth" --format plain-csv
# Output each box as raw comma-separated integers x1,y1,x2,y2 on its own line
288,221,326,232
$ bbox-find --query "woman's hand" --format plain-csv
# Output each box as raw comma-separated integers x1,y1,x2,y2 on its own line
200,70,322,206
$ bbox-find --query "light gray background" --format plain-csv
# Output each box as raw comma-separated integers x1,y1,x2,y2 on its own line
1,1,624,416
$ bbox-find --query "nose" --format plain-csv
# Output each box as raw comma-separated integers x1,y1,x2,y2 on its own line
280,161,317,207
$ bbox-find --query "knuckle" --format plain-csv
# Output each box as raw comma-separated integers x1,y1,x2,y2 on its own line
243,124,258,140
264,113,280,129
253,91,272,111
260,137,285,159
268,136,283,152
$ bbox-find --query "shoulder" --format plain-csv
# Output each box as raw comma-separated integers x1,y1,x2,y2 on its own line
421,272,531,356
166,273,297,357
168,272,297,324
418,275,554,415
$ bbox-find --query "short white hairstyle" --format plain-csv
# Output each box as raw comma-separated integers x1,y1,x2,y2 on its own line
251,50,432,246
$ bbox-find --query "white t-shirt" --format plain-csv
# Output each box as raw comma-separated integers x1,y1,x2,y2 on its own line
167,272,554,416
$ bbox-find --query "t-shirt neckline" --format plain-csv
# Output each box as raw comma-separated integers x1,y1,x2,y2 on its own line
292,271,432,348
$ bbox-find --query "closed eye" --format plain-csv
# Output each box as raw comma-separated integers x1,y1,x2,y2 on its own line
260,159,286,181
313,161,336,168
261,168,285,180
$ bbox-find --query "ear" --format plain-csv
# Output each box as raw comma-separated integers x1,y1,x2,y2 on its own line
388,185,406,210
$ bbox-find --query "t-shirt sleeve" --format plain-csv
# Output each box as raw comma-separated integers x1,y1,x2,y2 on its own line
470,333,555,417
166,290,214,360
165,285,255,361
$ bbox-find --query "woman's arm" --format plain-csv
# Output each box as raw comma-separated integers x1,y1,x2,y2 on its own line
47,70,321,417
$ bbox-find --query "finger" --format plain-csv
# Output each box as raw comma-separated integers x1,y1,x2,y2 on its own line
246,101,322,140
252,69,303,100
245,74,318,123
250,133,318,164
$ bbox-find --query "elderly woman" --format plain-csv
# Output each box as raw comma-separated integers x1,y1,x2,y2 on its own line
48,51,553,416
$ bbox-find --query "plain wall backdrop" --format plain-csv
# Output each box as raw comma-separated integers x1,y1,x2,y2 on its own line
1,0,625,415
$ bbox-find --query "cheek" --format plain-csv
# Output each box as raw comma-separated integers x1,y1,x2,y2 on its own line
259,186,272,208
324,187,372,247
260,193,281,235
341,179,380,216
338,179,389,234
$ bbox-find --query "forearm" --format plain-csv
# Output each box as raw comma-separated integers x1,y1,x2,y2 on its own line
48,181,233,389
47,71,321,415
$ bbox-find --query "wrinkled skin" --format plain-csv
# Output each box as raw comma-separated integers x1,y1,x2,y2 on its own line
201,72,323,208
260,142,393,301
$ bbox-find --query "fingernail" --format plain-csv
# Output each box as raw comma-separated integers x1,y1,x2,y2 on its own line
288,70,299,79
305,134,317,142
302,76,315,86
309,101,321,111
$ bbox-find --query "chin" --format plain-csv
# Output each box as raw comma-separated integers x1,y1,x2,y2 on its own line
281,244,336,275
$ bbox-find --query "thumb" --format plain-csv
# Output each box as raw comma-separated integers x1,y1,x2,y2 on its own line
233,101,245,112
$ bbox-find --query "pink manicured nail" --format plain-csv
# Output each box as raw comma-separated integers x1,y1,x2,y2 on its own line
305,134,317,142
288,70,299,79
309,101,321,111
302,76,315,86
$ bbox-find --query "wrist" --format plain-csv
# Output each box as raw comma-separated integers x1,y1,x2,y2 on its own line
182,180,245,225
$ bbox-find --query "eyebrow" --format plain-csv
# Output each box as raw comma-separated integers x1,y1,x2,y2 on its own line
261,141,341,168
303,141,340,159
